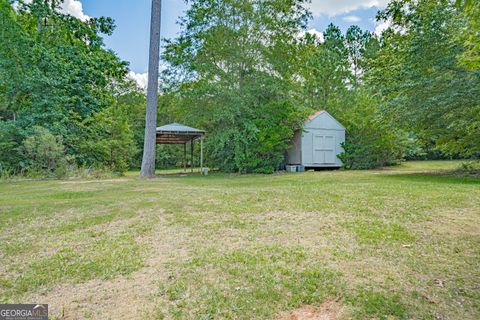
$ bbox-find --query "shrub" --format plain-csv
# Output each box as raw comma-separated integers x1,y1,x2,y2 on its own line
156,144,185,169
0,121,24,175
336,91,405,169
80,105,137,174
208,99,305,173
20,126,67,175
402,133,427,160
457,161,480,176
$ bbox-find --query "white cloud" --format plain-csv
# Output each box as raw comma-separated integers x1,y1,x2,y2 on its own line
373,18,407,36
22,0,89,21
308,0,389,16
298,28,325,43
342,15,361,23
60,0,90,21
128,71,149,89
374,19,392,36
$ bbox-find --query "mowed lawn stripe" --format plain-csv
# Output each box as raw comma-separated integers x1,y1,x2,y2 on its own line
0,161,478,319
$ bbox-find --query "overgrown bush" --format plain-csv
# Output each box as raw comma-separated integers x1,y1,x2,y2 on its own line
401,134,427,160
337,91,405,169
207,99,305,173
80,105,137,174
0,121,24,175
457,161,480,176
156,144,185,168
20,126,67,176
0,0,135,178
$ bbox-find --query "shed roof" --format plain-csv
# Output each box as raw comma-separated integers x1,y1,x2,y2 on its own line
307,110,325,122
156,123,205,144
305,110,345,130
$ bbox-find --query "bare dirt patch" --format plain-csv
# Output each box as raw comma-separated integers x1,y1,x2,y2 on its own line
27,214,192,320
277,300,347,320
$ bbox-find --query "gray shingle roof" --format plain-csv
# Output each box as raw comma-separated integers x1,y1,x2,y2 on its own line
156,123,205,144
156,123,205,133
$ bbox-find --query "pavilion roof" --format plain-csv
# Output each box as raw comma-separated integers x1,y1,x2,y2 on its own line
156,123,205,144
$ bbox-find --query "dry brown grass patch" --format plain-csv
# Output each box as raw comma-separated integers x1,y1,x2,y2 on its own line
277,300,348,320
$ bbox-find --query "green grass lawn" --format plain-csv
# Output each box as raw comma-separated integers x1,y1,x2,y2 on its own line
0,161,479,319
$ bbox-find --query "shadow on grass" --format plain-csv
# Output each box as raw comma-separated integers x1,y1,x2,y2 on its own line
383,172,480,185
154,172,198,177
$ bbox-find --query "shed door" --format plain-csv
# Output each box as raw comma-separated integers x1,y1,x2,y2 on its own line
313,134,336,164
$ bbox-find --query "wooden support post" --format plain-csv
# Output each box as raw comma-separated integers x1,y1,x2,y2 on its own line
184,143,187,172
200,137,204,174
190,139,194,173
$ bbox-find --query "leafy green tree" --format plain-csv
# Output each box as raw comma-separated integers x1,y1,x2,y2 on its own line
297,24,350,111
163,0,310,173
114,80,148,168
80,105,136,173
1,0,128,154
1,0,135,175
0,0,28,119
295,23,402,169
370,0,480,158
345,25,373,87
0,121,24,174
455,0,480,70
3,0,477,176
337,91,405,169
20,126,66,174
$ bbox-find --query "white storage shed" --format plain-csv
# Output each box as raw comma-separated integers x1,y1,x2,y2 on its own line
287,111,345,168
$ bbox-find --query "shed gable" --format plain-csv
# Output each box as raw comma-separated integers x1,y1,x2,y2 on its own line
304,111,345,131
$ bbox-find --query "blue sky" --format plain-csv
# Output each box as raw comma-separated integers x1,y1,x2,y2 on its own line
65,0,389,85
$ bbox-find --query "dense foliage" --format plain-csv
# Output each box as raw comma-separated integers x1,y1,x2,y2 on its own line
296,24,407,169
456,0,480,71
161,1,408,171
369,0,480,159
161,0,312,173
0,0,143,176
1,0,479,176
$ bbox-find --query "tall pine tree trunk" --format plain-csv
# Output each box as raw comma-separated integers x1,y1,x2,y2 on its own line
140,0,162,178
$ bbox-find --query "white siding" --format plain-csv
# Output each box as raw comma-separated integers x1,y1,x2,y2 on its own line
301,112,345,167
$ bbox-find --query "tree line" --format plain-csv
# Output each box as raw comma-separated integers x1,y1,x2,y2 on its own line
0,0,479,177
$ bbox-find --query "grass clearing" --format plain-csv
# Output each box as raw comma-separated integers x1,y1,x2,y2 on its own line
0,161,479,319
